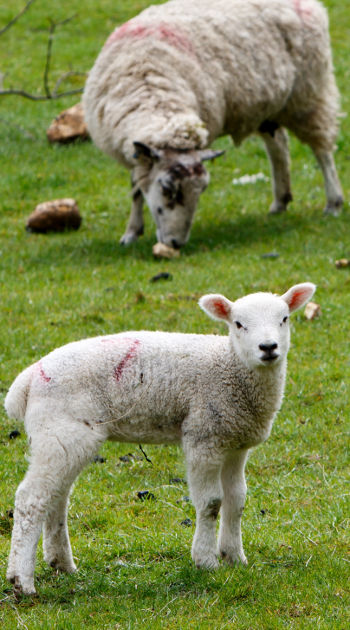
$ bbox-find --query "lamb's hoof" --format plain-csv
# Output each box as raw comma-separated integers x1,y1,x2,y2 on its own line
13,575,36,597
220,549,248,566
192,552,219,570
47,557,77,573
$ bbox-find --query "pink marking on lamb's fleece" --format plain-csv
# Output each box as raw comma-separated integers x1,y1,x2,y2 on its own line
105,20,196,56
292,0,313,21
104,338,141,382
37,361,51,383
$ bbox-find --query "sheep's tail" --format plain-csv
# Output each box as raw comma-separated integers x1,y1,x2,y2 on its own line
4,365,35,421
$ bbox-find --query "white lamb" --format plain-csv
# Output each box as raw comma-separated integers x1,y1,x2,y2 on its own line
5,282,315,595
83,0,343,249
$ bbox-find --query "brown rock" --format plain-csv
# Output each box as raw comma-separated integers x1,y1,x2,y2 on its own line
46,103,89,143
26,199,82,233
335,258,350,268
304,302,321,320
152,242,180,259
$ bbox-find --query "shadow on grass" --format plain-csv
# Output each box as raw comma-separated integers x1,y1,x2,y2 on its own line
21,206,348,269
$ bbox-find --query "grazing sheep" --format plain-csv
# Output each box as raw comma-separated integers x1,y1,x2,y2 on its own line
83,0,343,249
5,282,315,595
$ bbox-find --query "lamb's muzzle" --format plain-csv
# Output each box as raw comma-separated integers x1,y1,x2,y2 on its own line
5,282,316,595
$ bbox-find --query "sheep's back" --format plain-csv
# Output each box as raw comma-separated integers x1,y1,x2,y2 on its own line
84,0,333,158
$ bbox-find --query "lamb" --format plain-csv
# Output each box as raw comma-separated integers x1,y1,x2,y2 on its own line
5,281,315,595
83,0,343,250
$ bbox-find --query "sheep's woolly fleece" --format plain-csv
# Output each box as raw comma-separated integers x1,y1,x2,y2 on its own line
83,0,339,166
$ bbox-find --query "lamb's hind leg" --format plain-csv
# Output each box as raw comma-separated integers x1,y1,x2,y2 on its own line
185,445,223,569
259,125,293,214
7,421,103,595
42,484,76,574
218,449,248,566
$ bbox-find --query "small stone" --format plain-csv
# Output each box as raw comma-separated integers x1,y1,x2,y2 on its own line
150,272,173,282
9,430,20,440
93,455,106,464
137,491,156,501
335,258,350,268
47,103,89,143
169,477,187,484
26,198,82,233
152,242,180,259
304,302,321,320
180,518,192,527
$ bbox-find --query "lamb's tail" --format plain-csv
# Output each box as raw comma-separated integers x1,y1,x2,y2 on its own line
4,365,34,421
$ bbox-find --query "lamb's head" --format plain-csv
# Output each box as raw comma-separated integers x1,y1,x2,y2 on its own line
133,142,224,248
199,283,316,370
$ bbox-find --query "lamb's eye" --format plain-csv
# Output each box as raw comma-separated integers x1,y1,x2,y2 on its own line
235,321,243,330
157,207,163,215
282,316,289,324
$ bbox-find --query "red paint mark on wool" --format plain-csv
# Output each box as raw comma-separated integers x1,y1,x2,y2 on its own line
114,339,141,382
38,361,51,383
292,0,313,21
105,20,195,56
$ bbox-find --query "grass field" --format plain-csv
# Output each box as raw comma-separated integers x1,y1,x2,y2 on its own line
0,0,349,627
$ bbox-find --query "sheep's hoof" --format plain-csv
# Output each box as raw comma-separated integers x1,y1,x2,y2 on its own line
120,233,137,245
268,201,288,215
323,197,343,216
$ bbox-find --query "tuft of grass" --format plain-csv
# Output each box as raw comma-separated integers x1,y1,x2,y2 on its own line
0,1,349,628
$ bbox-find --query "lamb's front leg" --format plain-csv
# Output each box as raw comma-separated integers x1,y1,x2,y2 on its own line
218,449,248,566
120,179,144,245
185,449,223,569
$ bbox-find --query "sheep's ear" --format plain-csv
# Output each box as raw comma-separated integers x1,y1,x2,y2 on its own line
133,142,162,162
198,149,225,162
281,282,316,313
199,294,232,323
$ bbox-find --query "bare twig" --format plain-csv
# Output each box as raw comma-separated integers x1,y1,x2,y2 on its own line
0,87,84,101
0,13,85,101
0,0,36,37
53,70,86,96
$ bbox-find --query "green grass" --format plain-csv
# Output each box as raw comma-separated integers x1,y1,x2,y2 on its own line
0,0,349,628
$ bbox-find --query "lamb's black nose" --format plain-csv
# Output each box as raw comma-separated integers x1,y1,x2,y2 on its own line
259,342,278,353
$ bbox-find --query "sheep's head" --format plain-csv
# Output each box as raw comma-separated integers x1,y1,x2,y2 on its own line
199,283,316,370
133,142,224,248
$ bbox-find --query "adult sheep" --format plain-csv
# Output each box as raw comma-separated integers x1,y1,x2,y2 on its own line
5,281,315,595
83,0,343,250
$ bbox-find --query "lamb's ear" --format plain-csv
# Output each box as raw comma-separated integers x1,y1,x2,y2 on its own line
281,283,316,313
198,149,225,162
133,142,162,162
199,294,232,323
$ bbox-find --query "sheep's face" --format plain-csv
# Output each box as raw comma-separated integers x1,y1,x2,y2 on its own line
199,283,316,370
133,143,224,248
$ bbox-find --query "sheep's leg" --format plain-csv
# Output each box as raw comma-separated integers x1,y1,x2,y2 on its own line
218,449,248,566
260,127,293,214
313,150,343,216
185,452,223,569
120,181,144,245
7,422,103,595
